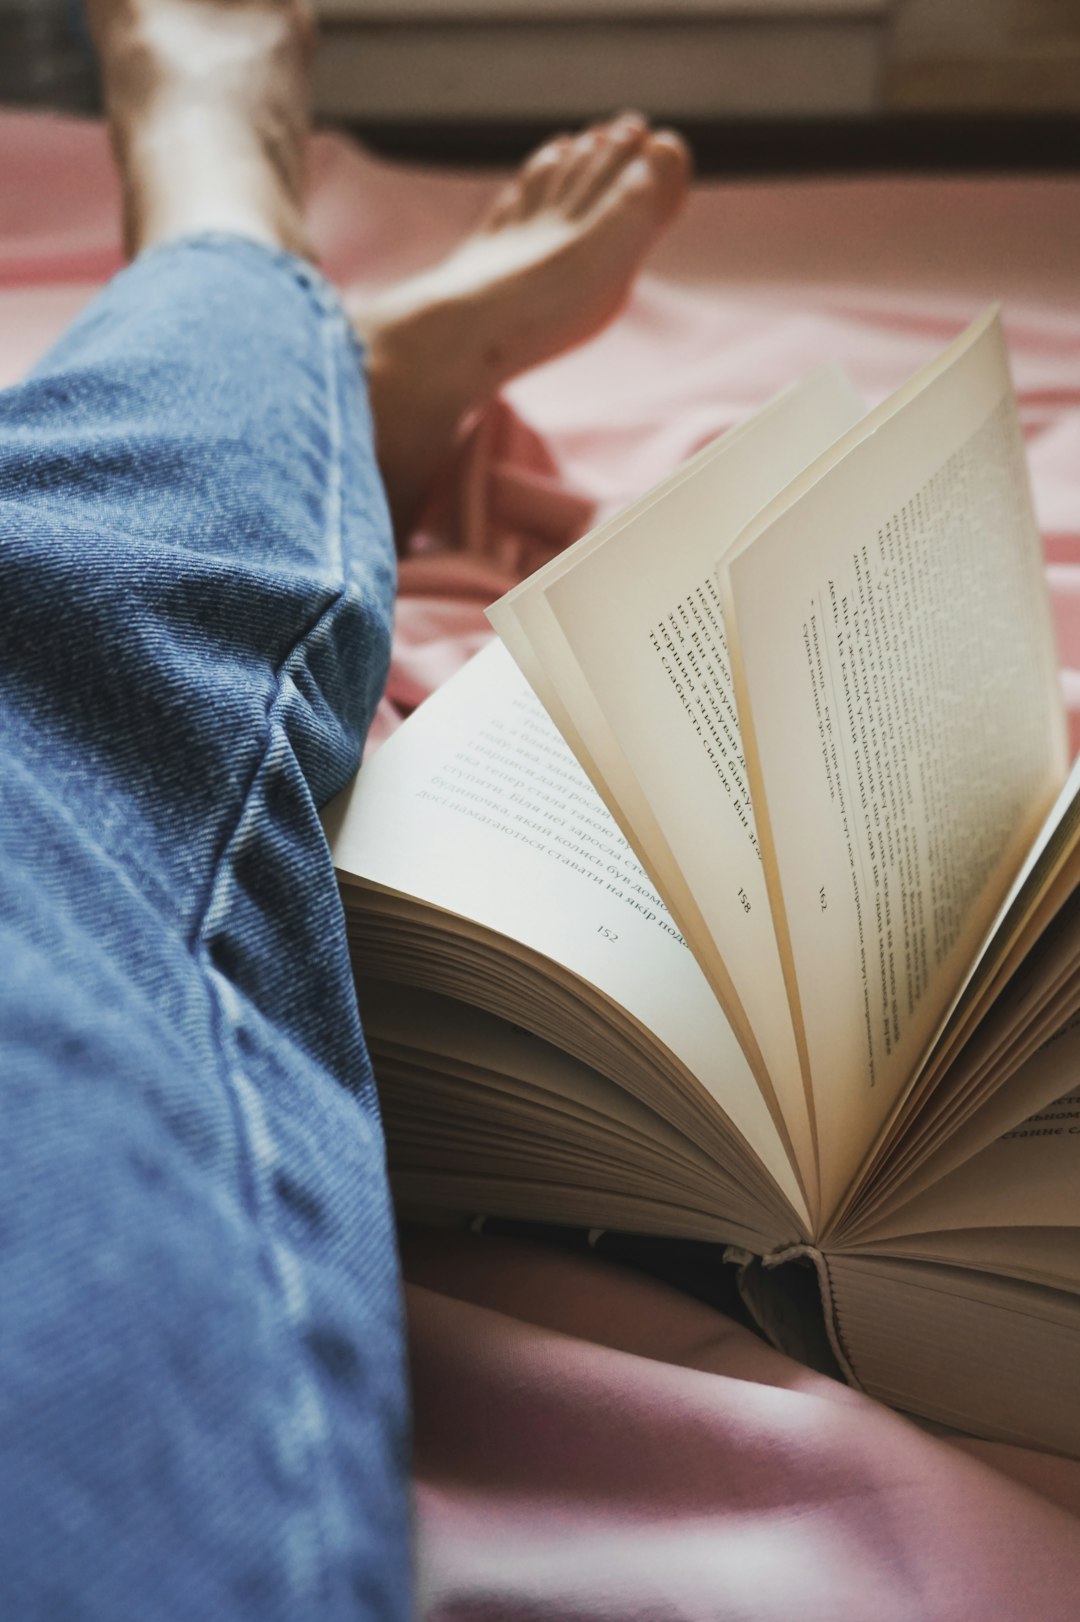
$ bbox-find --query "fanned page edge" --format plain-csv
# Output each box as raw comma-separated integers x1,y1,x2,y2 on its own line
719,307,1068,1225
489,367,867,1227
830,758,1080,1244
326,639,809,1225
489,589,807,1205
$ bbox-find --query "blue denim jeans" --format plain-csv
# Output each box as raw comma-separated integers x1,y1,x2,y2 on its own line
0,237,410,1618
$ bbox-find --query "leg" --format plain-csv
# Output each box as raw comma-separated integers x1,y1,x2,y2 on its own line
0,3,692,1613
90,0,314,257
1,5,407,1617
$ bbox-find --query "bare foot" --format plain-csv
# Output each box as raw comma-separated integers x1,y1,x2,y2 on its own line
87,0,314,259
351,116,691,541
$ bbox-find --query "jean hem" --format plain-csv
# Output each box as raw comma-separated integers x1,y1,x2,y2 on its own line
133,231,367,362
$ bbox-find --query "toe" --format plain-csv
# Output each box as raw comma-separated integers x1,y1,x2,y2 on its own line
548,129,603,207
601,130,691,230
562,114,650,218
481,177,525,229
644,130,693,220
518,135,573,215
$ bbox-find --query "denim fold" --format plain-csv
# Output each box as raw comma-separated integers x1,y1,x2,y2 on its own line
0,235,410,1619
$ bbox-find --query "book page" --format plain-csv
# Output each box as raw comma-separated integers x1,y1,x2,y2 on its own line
723,310,1067,1219
840,881,1080,1232
852,1228,1080,1294
361,981,778,1241
326,641,806,1219
879,753,1080,1154
491,367,865,1208
827,1254,1080,1456
859,1078,1080,1239
850,1008,1080,1242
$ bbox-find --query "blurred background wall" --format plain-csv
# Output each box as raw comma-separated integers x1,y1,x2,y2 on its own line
1,0,1078,170
310,0,1080,168
0,0,97,111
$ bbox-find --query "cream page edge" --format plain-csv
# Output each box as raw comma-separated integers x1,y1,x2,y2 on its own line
722,311,1065,1219
327,642,805,1214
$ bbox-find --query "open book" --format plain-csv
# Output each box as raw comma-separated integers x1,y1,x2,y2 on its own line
325,309,1080,1456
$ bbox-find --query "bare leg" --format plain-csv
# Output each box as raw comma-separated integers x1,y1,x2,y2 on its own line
89,1,691,548
87,0,314,258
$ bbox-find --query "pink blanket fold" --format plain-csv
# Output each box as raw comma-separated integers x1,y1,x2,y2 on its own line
4,110,1080,1619
406,1235,1080,1622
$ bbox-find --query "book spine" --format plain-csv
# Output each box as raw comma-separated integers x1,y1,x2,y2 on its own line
765,1243,862,1388
726,1242,863,1387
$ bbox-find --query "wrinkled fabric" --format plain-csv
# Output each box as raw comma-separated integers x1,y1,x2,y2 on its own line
0,234,409,1619
405,1233,1080,1622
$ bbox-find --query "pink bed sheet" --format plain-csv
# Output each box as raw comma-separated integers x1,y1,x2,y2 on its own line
5,109,1080,1618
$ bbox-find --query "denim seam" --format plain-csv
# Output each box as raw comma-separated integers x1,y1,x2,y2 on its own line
132,231,358,333
188,256,355,958
191,268,359,1612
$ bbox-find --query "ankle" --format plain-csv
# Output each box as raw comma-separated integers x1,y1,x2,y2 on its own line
90,0,313,261
365,342,469,544
122,105,311,257
362,291,491,417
